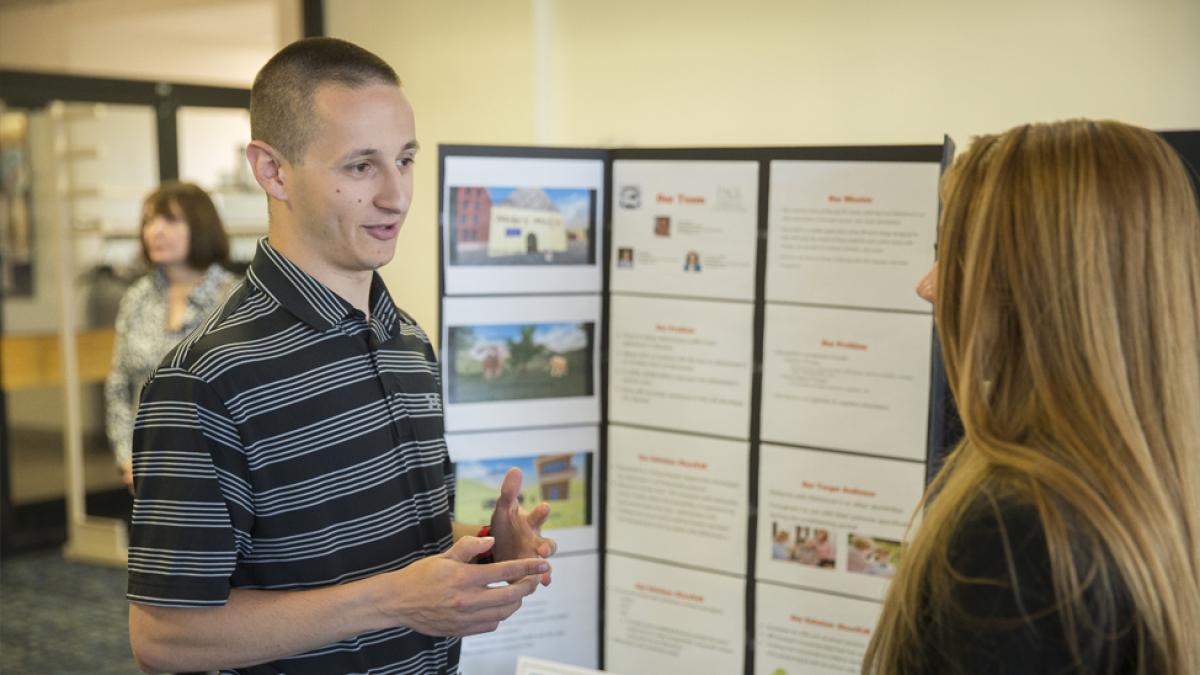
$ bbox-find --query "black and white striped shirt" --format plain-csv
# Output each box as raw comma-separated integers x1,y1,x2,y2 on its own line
127,239,460,674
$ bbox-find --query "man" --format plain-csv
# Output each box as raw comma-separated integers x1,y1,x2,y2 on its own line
127,37,555,674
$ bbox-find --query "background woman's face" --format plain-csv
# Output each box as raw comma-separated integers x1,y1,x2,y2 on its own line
143,203,190,268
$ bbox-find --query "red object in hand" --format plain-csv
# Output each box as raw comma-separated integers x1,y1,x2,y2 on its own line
475,526,494,564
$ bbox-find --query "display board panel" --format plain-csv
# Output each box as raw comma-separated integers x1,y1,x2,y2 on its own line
447,426,600,554
754,583,882,675
608,294,754,439
605,553,746,675
442,152,606,296
517,656,610,675
441,294,602,433
607,424,750,574
760,304,933,459
462,553,601,674
610,160,759,301
765,160,940,311
755,444,924,600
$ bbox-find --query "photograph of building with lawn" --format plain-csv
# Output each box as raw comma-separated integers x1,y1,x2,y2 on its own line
454,452,593,530
448,186,596,265
446,321,595,404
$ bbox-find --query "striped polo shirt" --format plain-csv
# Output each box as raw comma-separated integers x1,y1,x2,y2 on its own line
127,239,461,674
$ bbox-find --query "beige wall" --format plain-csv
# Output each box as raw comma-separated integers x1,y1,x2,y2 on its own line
329,1,541,341
328,0,1200,346
0,0,298,87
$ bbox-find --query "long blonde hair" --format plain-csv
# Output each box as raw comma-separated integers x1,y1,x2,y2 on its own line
864,120,1200,674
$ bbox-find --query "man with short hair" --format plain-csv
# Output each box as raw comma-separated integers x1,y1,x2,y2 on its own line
127,37,555,674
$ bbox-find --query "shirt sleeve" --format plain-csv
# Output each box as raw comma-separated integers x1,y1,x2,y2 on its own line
104,288,138,466
126,366,247,608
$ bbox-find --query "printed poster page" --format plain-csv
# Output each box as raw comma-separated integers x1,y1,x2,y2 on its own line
446,426,599,554
605,554,746,675
607,425,749,575
754,583,882,675
610,159,759,301
760,304,932,460
461,553,599,675
766,160,940,312
609,294,754,440
442,154,605,295
756,444,924,601
517,656,610,675
442,295,602,432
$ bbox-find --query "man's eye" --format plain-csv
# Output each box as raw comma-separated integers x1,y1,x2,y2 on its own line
350,162,371,174
398,157,415,168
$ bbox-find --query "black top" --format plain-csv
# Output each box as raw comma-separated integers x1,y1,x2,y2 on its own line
920,496,1144,675
127,239,460,674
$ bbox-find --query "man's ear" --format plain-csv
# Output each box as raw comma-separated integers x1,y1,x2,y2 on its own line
246,140,290,202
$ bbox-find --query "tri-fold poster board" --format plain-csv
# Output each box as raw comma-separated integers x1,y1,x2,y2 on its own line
439,141,953,675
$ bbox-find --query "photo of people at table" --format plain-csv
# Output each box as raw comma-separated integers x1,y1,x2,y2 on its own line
771,523,835,569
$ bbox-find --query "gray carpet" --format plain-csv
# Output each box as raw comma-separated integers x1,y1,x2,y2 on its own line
1,549,141,674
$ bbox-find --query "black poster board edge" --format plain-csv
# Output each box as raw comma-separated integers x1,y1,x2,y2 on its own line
1158,130,1200,204
924,136,960,485
597,154,613,669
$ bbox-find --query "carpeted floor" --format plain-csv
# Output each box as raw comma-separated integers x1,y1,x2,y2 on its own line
1,549,141,674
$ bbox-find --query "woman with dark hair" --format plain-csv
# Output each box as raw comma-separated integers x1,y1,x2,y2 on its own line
863,120,1200,674
104,181,238,490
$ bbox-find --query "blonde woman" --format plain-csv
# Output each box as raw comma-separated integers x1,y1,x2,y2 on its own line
864,121,1200,674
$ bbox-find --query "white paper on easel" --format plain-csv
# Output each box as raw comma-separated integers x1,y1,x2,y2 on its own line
446,426,599,554
606,424,749,574
517,655,613,675
462,553,600,674
608,294,754,439
755,444,924,601
442,295,602,432
760,304,932,459
604,553,745,675
766,160,940,312
611,160,759,301
754,582,882,675
442,155,605,295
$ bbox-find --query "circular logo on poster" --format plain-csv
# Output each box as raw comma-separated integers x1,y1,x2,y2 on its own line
618,185,641,209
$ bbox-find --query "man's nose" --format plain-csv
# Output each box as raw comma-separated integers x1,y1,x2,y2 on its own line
376,166,411,214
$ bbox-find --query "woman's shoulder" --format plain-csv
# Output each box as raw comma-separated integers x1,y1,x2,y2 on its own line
935,489,1138,674
947,493,1054,613
205,262,240,286
117,272,161,310
195,264,242,306
950,493,1046,566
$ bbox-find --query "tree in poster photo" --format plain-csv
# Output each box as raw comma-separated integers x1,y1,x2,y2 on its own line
448,322,595,404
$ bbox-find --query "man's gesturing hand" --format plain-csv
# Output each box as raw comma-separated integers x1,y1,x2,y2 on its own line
489,468,557,585
377,536,549,637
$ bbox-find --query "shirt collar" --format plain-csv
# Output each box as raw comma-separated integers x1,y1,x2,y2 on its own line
247,238,399,341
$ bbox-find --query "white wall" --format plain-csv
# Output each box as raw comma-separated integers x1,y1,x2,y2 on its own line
328,0,1200,343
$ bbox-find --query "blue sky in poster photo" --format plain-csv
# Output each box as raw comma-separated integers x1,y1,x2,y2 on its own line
486,187,593,227
456,454,587,488
466,322,589,356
